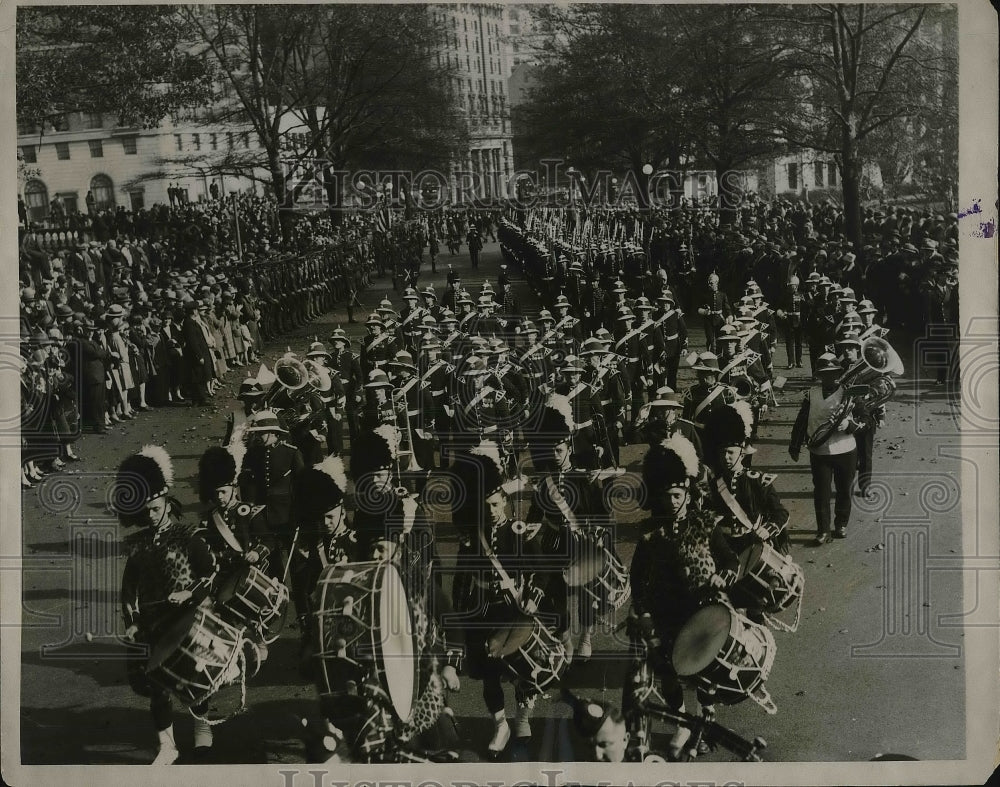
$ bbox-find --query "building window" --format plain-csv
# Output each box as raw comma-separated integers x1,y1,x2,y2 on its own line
814,161,824,187
175,134,184,152
121,135,138,155
24,179,49,221
21,145,36,163
227,132,234,148
463,18,467,30
828,162,838,185
88,139,104,158
90,174,115,210
58,192,79,214
128,190,145,211
82,111,103,129
787,162,798,191
210,133,218,151
466,56,470,70
55,142,70,160
193,133,201,151
242,132,250,149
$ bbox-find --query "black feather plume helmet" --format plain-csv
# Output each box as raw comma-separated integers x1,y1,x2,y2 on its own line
295,455,349,524
197,446,238,504
641,434,700,510
701,400,755,474
111,445,175,527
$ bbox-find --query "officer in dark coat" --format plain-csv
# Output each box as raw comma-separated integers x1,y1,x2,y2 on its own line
239,410,306,567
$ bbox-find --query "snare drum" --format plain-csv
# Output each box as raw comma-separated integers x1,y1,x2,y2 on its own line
578,536,631,620
217,564,290,643
146,604,245,707
731,542,804,632
671,603,777,714
499,616,568,694
312,561,418,724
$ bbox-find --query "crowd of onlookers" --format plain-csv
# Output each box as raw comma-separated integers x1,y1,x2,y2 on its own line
16,194,395,488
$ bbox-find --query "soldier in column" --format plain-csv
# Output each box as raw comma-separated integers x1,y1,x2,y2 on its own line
582,338,627,467
613,309,649,431
682,353,737,429
329,327,363,448
358,313,396,378
696,272,732,353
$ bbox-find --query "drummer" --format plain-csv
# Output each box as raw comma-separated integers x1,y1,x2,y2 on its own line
525,394,614,662
114,445,219,764
628,434,737,759
701,402,791,556
451,440,555,757
197,445,276,662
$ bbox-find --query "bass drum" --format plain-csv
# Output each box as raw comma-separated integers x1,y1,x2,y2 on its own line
671,603,777,714
312,561,418,724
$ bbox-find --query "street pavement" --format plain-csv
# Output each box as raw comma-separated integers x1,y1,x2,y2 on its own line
18,239,966,766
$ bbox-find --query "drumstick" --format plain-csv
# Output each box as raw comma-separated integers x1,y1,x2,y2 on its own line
282,528,301,585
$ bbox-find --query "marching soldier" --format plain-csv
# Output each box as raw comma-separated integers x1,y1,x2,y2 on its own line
329,327,363,447
419,332,454,469
696,272,733,353
582,338,627,467
613,309,648,429
702,402,790,559
359,314,396,378
634,297,665,395
654,290,687,391
682,353,736,428
776,275,805,369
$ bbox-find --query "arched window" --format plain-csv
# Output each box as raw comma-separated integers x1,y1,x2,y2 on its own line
90,174,115,210
23,179,49,222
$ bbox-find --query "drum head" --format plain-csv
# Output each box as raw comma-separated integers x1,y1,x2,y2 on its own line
376,563,415,721
672,604,732,676
737,542,765,580
146,607,200,672
565,551,605,587
486,614,535,658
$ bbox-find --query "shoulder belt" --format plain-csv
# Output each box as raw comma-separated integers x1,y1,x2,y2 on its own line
463,386,494,415
543,476,581,531
693,385,726,419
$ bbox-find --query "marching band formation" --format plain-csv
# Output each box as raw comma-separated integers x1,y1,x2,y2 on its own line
112,204,921,765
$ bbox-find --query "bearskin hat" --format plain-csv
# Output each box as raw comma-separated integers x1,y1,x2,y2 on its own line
350,424,400,478
197,446,238,503
112,445,174,526
471,441,507,499
642,434,700,493
296,455,349,523
702,400,756,471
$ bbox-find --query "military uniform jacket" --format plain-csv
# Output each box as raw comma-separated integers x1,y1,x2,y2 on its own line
613,329,648,385
655,308,687,357
453,382,512,440
239,440,305,532
359,331,396,376
638,318,665,370
331,350,363,405
554,380,602,436
682,381,736,425
526,468,609,564
707,468,789,554
589,366,627,419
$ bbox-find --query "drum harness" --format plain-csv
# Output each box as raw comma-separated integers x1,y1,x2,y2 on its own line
713,476,777,544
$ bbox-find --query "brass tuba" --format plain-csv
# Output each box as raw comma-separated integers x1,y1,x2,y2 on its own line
807,336,904,449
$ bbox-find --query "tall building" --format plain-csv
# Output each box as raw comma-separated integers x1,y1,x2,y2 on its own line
430,3,515,202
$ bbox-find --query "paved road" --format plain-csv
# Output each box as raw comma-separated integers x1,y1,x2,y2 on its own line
18,240,966,766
